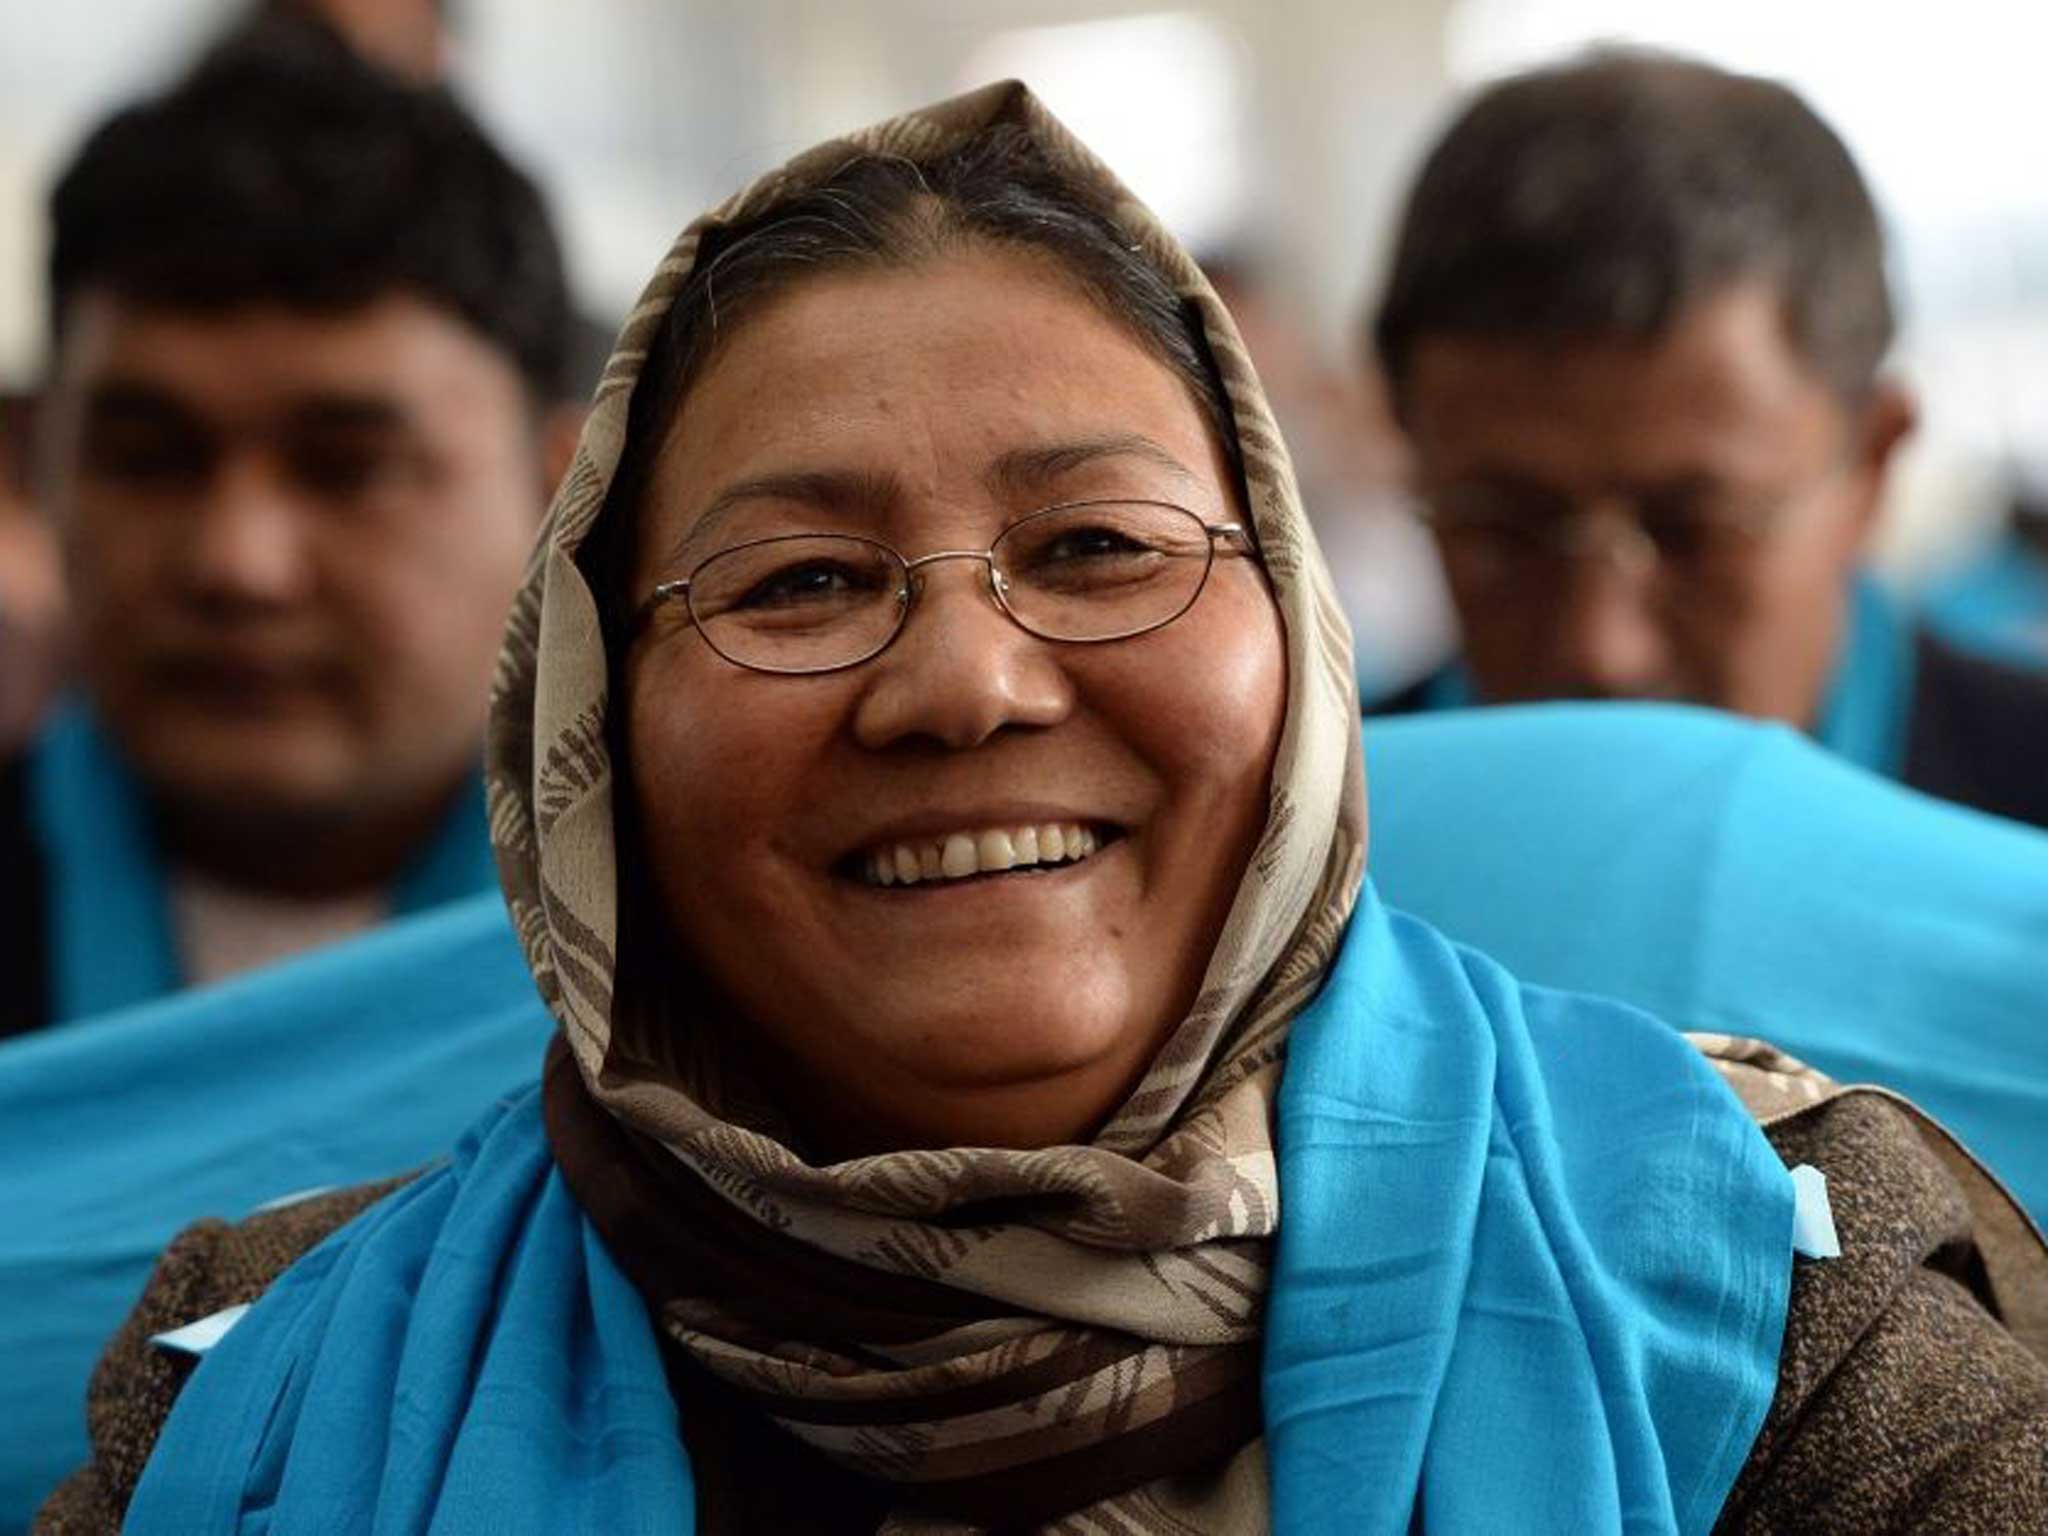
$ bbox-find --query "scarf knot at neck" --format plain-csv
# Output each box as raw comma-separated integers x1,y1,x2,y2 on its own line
545,1039,1268,1527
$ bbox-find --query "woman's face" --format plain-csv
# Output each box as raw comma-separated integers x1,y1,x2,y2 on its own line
623,246,1285,1155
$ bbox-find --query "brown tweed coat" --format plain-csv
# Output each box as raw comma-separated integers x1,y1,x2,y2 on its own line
34,1050,2048,1533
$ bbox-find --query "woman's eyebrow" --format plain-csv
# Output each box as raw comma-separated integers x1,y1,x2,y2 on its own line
984,434,1199,499
666,467,902,570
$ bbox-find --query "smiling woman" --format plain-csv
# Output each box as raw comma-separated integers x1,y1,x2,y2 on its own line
41,82,2048,1536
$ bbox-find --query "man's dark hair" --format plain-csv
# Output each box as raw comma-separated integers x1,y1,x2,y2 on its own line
48,18,573,402
586,120,1243,641
1372,48,1894,405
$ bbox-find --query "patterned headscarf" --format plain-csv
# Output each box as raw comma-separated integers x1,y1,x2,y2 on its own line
488,82,1367,1530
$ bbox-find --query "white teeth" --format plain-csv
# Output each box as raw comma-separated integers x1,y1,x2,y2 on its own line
861,821,1109,887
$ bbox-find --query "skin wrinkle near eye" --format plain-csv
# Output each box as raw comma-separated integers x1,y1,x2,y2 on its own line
658,432,1206,582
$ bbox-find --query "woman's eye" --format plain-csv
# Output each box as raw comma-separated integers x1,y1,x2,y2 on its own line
1035,526,1151,563
732,562,873,610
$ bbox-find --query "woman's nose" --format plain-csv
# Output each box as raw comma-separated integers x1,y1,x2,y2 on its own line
850,558,1073,751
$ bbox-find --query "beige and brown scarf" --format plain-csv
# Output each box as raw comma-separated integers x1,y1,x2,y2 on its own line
486,81,1367,1532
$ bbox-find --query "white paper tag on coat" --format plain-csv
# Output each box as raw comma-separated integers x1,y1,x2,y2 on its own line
150,1303,251,1358
250,1184,337,1215
1789,1164,1840,1260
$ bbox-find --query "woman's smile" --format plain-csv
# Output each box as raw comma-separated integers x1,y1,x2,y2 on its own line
857,823,1104,887
841,806,1122,888
814,786,1143,941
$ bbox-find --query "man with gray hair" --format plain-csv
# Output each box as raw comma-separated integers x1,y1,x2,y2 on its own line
1371,48,2048,828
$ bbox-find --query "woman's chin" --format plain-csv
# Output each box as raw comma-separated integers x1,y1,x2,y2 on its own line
802,990,1157,1150
884,991,1135,1087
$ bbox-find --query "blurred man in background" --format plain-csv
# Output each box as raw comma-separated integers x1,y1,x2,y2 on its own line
0,21,579,1037
1371,49,2048,829
0,401,66,758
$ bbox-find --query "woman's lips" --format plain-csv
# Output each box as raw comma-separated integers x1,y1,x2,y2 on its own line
855,821,1114,887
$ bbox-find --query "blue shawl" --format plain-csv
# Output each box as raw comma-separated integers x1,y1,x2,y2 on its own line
26,704,500,1024
130,892,1793,1534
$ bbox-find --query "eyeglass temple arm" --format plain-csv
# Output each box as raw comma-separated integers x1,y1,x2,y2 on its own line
1208,520,1257,555
627,577,694,638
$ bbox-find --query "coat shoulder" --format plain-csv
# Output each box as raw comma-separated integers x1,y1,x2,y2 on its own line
32,1175,412,1533
1707,1067,2048,1533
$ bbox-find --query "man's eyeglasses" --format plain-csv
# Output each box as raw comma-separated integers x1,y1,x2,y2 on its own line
1416,464,1851,594
629,499,1250,675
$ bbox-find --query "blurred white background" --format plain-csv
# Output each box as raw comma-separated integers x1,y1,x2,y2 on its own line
2,0,2044,581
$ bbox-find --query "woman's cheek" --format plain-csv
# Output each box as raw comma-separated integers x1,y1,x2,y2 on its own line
1143,579,1286,779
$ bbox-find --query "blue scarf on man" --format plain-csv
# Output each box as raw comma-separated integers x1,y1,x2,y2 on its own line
1810,575,1916,776
27,704,499,1023
129,890,1794,1534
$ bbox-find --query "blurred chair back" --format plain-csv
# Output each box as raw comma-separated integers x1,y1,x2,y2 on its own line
1368,703,2048,1228
0,893,544,1528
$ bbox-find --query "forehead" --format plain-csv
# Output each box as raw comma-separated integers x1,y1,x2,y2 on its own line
641,247,1227,545
53,290,526,424
1403,282,1848,485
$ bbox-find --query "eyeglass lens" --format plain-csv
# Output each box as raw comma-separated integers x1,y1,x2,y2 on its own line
1431,491,1794,593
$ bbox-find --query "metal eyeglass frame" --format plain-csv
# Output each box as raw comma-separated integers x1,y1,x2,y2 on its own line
1412,458,1854,587
628,498,1251,676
